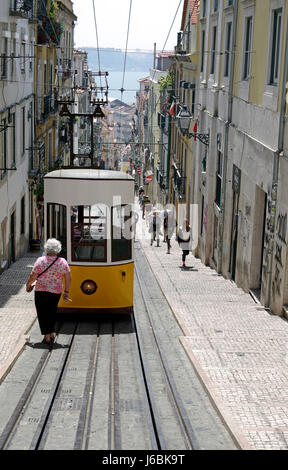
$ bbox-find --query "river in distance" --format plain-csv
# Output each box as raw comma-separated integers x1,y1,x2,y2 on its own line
98,70,150,105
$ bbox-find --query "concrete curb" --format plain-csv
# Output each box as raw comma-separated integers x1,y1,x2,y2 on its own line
0,314,37,384
180,336,252,450
0,334,29,384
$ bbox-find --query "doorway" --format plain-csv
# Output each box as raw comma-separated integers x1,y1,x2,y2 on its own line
229,191,239,280
250,186,267,298
10,211,15,263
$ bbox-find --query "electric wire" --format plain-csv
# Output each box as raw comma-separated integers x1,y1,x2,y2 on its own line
121,0,133,95
118,0,133,137
92,0,104,100
145,0,184,155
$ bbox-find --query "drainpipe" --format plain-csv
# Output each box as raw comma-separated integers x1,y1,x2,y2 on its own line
166,112,172,203
218,0,239,273
266,10,288,308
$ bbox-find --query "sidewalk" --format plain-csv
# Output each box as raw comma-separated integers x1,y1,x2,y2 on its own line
136,211,288,450
0,253,38,382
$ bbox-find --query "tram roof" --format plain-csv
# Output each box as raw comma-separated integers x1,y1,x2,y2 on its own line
44,169,134,181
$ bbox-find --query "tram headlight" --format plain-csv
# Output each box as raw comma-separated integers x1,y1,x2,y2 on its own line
81,279,97,295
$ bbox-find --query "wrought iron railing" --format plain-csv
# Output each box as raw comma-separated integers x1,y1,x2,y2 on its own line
10,0,34,19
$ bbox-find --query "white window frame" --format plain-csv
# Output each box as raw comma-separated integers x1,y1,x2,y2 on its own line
1,37,8,79
20,41,25,74
242,16,253,80
1,118,7,176
224,20,232,78
48,131,53,169
210,25,217,76
269,8,282,85
11,38,16,78
238,0,255,102
221,3,234,90
10,111,16,168
263,0,284,111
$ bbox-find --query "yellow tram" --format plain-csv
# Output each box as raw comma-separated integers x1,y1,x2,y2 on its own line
44,168,135,314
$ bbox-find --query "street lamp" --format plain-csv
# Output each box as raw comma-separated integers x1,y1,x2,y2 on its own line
176,105,209,146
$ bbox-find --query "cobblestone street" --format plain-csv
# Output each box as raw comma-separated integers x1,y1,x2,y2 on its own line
1,220,288,448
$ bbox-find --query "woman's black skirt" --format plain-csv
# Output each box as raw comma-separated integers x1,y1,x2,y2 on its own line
34,291,61,335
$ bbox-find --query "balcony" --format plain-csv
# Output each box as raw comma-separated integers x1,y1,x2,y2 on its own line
37,15,64,46
156,167,166,191
41,94,56,121
10,0,34,19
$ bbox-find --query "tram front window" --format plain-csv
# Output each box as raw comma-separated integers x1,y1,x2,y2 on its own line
112,205,132,262
47,204,67,258
71,204,107,261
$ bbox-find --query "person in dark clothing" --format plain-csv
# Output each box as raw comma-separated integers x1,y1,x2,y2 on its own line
163,206,176,254
148,209,161,247
26,238,71,344
138,186,144,202
177,219,191,267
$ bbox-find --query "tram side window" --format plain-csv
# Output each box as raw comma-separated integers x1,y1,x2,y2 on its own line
71,204,108,262
112,205,132,262
47,204,67,258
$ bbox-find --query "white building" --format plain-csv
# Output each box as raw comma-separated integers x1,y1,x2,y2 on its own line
0,0,35,269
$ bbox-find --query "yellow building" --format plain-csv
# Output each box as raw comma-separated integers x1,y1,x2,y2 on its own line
168,0,200,222
145,52,173,207
31,0,76,238
193,0,288,316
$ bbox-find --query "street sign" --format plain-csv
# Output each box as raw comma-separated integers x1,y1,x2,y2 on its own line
137,168,141,173
145,175,153,183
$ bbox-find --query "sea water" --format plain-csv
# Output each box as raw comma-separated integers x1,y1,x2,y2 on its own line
96,70,150,105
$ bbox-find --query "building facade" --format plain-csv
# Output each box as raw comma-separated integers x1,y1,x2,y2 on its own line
0,0,77,271
0,0,35,268
169,0,200,221
173,0,288,315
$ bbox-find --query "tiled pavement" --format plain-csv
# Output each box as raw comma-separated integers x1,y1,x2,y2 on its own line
0,253,38,381
136,213,288,450
2,218,288,449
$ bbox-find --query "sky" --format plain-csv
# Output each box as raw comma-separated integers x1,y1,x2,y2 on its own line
72,0,183,51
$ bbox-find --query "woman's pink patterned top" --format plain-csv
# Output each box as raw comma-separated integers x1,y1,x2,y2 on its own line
33,256,71,294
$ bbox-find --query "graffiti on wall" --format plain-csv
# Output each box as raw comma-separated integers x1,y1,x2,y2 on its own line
272,212,287,298
239,212,250,248
203,204,208,233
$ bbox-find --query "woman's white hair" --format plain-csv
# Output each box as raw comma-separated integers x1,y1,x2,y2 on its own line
44,238,62,255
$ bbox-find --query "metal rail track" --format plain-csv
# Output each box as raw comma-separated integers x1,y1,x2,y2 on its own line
0,322,77,450
0,318,158,450
0,254,238,450
133,263,201,450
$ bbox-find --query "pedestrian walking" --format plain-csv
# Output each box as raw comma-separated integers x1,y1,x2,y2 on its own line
139,192,146,219
148,208,162,247
138,186,144,203
162,205,176,254
177,219,192,267
26,238,71,344
132,210,139,241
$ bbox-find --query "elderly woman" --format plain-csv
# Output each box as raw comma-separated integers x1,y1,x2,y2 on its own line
26,238,71,344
